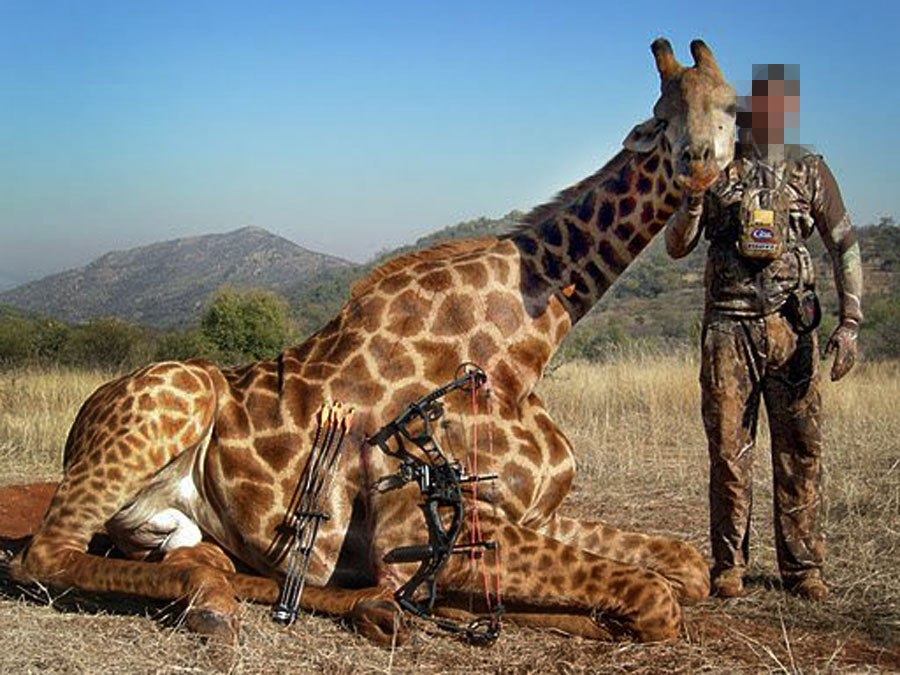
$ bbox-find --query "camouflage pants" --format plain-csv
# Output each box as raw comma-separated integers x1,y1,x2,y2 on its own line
700,311,824,584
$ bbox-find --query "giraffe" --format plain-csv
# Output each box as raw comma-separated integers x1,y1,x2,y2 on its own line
12,39,737,645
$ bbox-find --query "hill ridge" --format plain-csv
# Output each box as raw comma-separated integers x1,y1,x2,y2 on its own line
0,227,354,328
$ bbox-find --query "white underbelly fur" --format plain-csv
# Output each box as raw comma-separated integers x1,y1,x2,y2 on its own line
106,432,219,559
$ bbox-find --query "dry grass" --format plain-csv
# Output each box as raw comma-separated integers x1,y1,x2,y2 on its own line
1,356,898,673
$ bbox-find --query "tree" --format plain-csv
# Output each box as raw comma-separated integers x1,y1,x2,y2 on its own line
67,317,148,370
200,287,296,364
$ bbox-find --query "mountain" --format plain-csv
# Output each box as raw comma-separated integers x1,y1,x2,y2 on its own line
0,227,354,328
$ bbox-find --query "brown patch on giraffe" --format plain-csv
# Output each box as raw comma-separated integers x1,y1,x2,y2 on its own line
256,371,279,392
159,415,184,438
246,391,282,428
412,260,442,276
508,336,551,378
116,439,134,459
172,369,201,394
614,221,634,242
642,153,660,173
317,330,365,366
353,295,386,333
229,480,274,530
514,433,542,467
377,271,414,297
511,424,539,449
485,291,524,338
597,240,627,275
134,393,152,413
571,568,588,589
368,334,416,381
331,355,386,406
227,364,257,391
636,174,653,195
164,391,192,415
628,232,650,256
534,413,572,467
502,462,535,507
386,288,430,338
432,292,476,337
468,330,500,366
617,197,636,218
490,359,524,406
149,362,180,376
217,442,271,485
254,432,298,473
314,317,341,343
414,339,462,384
488,255,510,284
302,361,339,381
656,176,667,196
532,469,573,515
503,525,522,547
457,261,488,288
419,269,454,294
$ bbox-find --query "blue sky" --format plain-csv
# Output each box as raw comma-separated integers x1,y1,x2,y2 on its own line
1,1,898,288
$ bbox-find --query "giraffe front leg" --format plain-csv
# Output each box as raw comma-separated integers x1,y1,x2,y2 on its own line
13,533,246,644
161,542,243,644
437,513,683,643
537,514,709,603
163,543,405,645
165,544,406,645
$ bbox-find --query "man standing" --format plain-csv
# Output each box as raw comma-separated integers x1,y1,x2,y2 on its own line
665,64,863,600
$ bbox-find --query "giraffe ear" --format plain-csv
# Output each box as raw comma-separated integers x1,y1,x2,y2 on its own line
623,118,666,152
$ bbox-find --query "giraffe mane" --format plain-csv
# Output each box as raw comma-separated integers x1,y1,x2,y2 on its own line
349,238,498,300
507,149,635,234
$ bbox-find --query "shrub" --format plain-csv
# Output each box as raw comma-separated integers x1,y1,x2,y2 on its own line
200,287,296,364
65,318,149,370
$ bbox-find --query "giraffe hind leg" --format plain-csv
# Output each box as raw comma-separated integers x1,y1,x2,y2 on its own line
435,512,683,643
537,514,710,603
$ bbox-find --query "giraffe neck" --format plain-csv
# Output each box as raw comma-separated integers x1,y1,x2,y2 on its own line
507,144,681,337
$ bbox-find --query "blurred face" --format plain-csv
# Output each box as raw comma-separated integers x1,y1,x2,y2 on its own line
738,71,800,145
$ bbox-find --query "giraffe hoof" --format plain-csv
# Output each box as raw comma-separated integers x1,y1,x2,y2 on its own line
351,599,408,646
186,608,239,646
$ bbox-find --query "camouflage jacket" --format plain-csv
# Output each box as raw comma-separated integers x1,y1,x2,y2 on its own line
666,141,863,324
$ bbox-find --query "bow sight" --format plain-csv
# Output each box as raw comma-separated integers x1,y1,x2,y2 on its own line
367,363,503,644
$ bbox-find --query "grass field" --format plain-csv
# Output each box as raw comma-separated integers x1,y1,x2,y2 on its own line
1,354,898,673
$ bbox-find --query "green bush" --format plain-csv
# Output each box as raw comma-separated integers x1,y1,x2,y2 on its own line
154,329,217,362
65,318,150,370
0,317,38,366
200,287,296,364
860,294,900,360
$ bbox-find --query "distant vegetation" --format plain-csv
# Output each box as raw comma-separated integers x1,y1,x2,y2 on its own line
0,288,297,370
1,215,898,370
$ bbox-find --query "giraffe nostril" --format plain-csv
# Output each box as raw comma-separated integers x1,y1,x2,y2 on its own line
702,146,712,162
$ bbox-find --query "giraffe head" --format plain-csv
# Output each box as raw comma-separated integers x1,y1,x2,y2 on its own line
625,38,737,192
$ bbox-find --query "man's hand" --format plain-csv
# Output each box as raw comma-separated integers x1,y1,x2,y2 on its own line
824,321,859,382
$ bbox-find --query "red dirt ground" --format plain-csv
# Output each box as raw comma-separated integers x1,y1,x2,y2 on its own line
2,481,898,672
0,481,56,538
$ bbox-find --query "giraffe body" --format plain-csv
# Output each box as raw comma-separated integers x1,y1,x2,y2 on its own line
13,39,737,645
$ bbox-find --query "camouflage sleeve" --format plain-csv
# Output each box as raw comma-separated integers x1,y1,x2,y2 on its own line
665,192,705,259
811,157,863,327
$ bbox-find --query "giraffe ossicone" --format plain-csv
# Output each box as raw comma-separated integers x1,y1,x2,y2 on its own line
12,38,737,645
